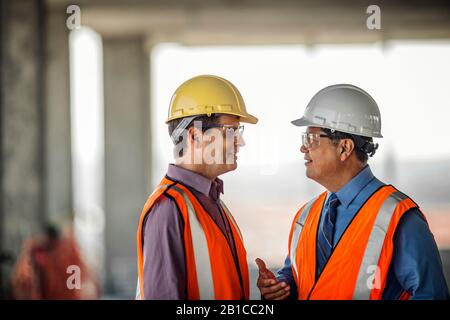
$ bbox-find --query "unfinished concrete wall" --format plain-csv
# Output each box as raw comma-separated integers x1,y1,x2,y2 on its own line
0,0,73,297
0,0,46,296
103,36,151,297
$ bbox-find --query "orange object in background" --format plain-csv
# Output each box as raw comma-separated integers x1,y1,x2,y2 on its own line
425,210,450,248
10,225,100,300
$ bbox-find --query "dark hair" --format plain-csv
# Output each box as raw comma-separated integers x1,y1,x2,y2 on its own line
168,115,221,157
321,128,378,163
43,224,60,240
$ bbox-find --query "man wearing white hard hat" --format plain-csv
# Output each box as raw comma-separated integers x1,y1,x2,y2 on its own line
256,84,449,300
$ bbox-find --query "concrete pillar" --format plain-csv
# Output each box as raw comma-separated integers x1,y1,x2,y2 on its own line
0,0,46,296
45,7,73,226
103,36,151,297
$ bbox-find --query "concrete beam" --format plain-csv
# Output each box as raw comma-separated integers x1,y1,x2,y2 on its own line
71,1,450,44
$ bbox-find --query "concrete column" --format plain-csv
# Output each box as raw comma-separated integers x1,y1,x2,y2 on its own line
45,7,73,226
0,0,45,296
103,36,151,297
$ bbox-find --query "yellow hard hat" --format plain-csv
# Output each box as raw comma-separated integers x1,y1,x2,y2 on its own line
166,75,258,124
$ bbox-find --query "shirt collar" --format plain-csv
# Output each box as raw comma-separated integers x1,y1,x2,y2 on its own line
167,164,224,198
335,165,375,209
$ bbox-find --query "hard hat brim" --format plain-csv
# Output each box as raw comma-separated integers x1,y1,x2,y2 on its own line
166,112,258,124
291,117,312,127
240,113,258,124
291,117,383,138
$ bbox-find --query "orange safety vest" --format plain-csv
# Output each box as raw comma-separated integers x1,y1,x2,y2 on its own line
288,185,423,300
136,176,250,300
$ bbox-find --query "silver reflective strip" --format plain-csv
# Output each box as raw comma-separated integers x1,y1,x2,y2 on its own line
171,185,215,300
135,279,141,300
219,200,243,242
290,197,318,280
353,191,407,300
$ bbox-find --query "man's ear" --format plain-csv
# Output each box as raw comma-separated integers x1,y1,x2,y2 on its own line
188,126,201,145
340,138,355,161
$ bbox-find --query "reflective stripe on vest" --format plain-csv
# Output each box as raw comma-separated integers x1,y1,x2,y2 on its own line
289,197,318,281
170,185,215,300
135,279,141,300
352,191,407,299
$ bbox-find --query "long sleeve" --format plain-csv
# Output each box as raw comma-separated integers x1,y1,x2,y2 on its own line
142,195,186,299
387,208,450,300
276,255,298,299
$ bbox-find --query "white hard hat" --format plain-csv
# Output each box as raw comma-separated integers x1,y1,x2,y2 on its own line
291,84,383,138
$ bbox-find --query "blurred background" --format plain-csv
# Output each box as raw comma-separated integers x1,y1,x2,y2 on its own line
1,0,450,299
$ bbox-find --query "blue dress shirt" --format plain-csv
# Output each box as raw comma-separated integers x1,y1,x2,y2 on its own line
277,165,449,300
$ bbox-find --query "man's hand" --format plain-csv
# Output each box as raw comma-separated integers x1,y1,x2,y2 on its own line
255,258,290,300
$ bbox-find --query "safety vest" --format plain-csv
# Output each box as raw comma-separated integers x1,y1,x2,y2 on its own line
136,176,250,300
288,185,423,300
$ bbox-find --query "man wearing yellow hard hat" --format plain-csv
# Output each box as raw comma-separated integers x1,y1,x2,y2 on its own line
136,75,258,300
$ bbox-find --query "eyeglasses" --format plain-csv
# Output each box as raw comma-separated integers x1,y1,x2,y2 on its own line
301,132,331,149
203,124,245,137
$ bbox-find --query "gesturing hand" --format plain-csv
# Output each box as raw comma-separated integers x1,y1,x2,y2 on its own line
255,258,290,300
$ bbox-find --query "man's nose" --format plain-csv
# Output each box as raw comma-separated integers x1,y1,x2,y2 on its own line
236,135,246,147
300,144,308,154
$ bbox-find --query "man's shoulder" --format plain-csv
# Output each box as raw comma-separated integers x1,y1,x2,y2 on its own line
384,184,421,209
152,192,178,207
374,185,427,231
143,193,182,228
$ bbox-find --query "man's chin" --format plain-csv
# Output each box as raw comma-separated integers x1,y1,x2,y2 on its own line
222,162,238,173
212,162,237,177
305,168,314,180
225,162,238,171
224,155,238,169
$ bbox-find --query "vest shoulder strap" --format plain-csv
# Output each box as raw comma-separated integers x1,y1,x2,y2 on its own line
290,193,324,280
352,189,413,299
167,184,216,300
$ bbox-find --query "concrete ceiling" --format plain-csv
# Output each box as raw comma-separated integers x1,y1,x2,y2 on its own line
47,0,450,45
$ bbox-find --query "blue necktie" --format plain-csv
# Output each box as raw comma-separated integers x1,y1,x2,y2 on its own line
317,193,340,279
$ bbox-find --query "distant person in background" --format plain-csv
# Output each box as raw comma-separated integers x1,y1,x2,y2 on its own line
256,84,449,300
11,224,100,299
